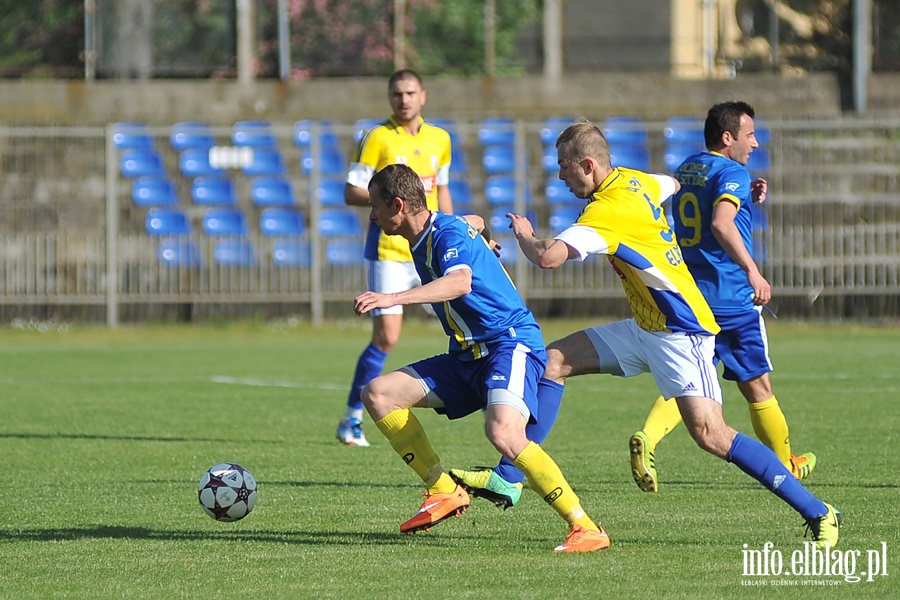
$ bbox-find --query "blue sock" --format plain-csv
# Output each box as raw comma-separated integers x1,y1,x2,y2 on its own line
726,432,828,520
495,379,564,484
346,343,388,412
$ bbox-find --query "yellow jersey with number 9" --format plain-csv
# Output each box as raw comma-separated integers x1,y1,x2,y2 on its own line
347,116,452,262
554,167,719,335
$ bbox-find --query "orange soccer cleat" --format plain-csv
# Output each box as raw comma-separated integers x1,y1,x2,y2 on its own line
400,484,470,534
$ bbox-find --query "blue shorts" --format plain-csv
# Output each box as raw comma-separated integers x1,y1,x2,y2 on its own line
401,342,547,424
714,307,773,382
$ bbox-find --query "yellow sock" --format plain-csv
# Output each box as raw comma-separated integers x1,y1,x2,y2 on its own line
374,409,456,494
513,441,598,531
642,395,682,447
747,396,792,468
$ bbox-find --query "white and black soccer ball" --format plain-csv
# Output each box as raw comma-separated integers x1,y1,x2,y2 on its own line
198,463,258,522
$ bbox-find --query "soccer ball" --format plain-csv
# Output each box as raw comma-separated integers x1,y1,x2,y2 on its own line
198,463,258,522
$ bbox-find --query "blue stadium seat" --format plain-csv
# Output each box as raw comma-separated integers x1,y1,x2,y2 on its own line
232,121,277,148
754,125,771,145
113,123,154,150
549,206,583,231
448,179,473,205
179,148,224,178
610,146,652,171
664,142,703,173
747,148,771,175
250,177,294,206
312,179,347,206
145,208,191,236
201,208,248,236
326,239,365,266
132,176,178,207
603,116,649,146
427,118,461,145
272,240,311,267
540,117,573,146
664,117,705,145
260,208,306,237
120,149,165,178
157,239,201,267
302,149,347,176
294,120,340,148
545,178,581,205
489,207,536,232
213,239,257,267
450,146,468,174
243,148,286,176
482,144,517,175
478,118,515,146
352,118,382,143
170,122,215,151
541,145,558,173
485,176,531,206
191,176,237,206
493,236,518,265
319,208,362,237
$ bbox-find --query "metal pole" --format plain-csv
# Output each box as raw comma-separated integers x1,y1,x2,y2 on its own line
769,0,780,71
543,0,562,80
309,122,324,326
236,0,253,85
105,125,119,327
84,0,96,80
394,0,406,70
277,0,290,80
853,0,871,114
484,0,496,77
513,119,528,299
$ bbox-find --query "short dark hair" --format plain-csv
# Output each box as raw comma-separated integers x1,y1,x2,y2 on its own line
555,117,611,168
388,68,423,90
705,101,755,150
369,164,427,212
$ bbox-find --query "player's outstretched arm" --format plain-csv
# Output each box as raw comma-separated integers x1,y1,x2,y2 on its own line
354,269,472,315
508,212,569,269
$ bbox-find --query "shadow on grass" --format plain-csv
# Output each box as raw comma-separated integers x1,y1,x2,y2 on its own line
0,432,281,444
0,525,480,547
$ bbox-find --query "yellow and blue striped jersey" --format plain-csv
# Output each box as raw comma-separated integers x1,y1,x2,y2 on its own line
555,167,719,335
347,116,452,262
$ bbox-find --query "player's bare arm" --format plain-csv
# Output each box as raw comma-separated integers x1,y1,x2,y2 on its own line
354,268,472,315
344,182,370,207
437,184,454,214
710,199,772,305
508,212,571,269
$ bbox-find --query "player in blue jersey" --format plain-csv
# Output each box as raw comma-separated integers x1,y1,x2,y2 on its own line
629,101,816,494
337,69,454,447
354,163,608,553
453,118,840,548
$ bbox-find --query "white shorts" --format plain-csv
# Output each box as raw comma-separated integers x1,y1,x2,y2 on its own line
366,259,421,317
584,319,722,403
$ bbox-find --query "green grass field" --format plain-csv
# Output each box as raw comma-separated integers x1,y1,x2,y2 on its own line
1,318,898,599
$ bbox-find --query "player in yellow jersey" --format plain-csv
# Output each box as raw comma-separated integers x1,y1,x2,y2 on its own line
454,118,841,548
337,69,454,447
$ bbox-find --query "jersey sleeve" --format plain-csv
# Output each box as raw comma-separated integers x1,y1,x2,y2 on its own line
651,174,678,204
434,219,476,275
346,129,383,189
711,162,752,209
555,224,612,260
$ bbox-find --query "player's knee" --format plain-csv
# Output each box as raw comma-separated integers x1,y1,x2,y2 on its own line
360,378,387,412
484,422,522,461
686,423,732,458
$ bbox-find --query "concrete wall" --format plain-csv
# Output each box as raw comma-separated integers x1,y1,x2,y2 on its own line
0,72,851,126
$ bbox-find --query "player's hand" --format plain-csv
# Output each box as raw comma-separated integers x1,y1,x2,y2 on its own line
749,272,772,305
354,291,395,315
751,178,768,204
507,212,535,240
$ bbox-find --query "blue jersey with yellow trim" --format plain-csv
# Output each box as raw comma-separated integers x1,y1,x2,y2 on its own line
671,151,754,315
410,212,545,360
555,167,719,335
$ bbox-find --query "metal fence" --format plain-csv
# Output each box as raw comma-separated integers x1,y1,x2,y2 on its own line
0,117,899,324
